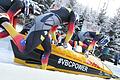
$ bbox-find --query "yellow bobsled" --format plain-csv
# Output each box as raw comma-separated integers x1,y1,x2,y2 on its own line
0,19,119,79
11,40,113,79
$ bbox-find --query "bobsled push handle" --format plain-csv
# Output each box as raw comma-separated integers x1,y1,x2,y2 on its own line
1,22,19,37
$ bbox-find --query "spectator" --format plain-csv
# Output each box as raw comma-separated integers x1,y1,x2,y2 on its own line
114,53,119,66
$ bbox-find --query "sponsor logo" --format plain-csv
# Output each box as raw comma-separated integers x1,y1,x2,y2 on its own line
58,58,88,72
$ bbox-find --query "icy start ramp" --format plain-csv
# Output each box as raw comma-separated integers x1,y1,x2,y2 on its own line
0,62,111,80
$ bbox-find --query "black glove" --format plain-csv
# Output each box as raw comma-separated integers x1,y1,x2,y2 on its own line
20,29,29,35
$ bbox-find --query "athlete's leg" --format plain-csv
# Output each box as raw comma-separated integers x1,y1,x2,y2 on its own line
24,31,45,54
24,30,51,70
87,32,99,51
7,0,24,26
41,35,51,70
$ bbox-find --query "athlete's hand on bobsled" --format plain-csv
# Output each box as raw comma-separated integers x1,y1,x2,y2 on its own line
84,50,91,58
53,40,58,45
63,42,68,48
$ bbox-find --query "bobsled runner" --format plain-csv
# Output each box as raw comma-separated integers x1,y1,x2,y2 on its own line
0,17,119,79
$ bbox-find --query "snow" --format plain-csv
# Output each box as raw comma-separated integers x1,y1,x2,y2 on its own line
104,61,120,77
0,37,119,80
0,37,14,63
0,63,106,80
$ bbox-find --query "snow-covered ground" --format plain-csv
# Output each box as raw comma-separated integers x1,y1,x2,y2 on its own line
0,37,120,80
104,61,120,77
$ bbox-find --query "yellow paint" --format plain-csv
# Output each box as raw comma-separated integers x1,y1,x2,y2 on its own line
41,64,47,70
14,58,41,68
1,22,19,37
14,58,26,65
